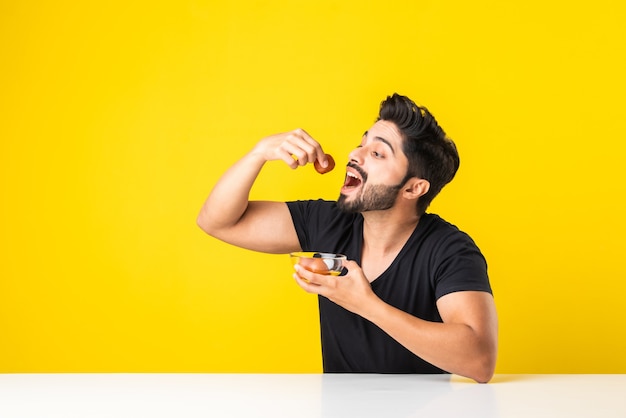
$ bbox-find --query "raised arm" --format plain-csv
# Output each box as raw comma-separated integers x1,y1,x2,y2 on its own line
197,129,329,254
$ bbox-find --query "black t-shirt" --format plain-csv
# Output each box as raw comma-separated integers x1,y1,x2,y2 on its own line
286,199,492,374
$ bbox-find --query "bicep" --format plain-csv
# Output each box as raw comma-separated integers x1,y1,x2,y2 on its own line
210,201,302,254
437,291,498,342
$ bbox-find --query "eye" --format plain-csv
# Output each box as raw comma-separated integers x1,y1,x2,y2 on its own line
372,151,384,158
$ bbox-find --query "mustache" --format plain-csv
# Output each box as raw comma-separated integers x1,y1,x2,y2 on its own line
347,162,367,183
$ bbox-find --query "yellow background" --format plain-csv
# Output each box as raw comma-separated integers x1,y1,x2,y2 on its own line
1,1,625,373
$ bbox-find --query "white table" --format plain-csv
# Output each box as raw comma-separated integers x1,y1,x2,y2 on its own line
0,374,624,417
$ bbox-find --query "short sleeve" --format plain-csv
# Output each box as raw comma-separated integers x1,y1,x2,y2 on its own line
286,200,313,250
432,231,492,300
286,200,360,256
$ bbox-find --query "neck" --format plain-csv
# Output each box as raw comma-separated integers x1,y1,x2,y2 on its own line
361,208,420,256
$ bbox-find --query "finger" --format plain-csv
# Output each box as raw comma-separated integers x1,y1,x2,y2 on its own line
277,132,318,168
289,129,324,166
342,259,359,272
281,142,315,166
276,148,300,169
340,260,370,283
305,140,328,169
294,264,329,286
291,128,327,168
315,149,329,169
293,272,321,294
292,128,316,146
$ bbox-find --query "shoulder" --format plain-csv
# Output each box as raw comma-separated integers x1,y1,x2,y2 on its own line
287,199,355,223
287,198,335,212
420,213,481,250
418,214,491,296
417,213,488,274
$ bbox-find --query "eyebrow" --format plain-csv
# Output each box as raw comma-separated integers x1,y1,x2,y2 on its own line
363,130,396,155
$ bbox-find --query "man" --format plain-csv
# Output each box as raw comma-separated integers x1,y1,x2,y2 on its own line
197,94,498,383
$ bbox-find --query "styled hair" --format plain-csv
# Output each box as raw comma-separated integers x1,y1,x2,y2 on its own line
377,93,460,214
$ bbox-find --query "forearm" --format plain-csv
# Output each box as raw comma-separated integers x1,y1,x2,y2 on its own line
197,150,267,234
197,129,327,236
363,298,497,383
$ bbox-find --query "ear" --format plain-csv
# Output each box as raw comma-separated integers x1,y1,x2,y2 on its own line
401,178,430,200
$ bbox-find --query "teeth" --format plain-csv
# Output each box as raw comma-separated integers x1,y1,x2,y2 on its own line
347,172,359,179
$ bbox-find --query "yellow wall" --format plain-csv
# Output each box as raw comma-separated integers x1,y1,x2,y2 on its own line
1,1,625,373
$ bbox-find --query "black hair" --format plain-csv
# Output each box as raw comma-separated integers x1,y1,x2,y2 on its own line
378,93,460,214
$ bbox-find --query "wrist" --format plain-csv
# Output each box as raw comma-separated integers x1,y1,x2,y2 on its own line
356,292,387,323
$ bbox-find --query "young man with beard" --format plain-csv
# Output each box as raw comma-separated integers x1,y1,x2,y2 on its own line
197,94,498,383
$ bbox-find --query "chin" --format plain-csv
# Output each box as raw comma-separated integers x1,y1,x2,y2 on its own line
336,194,359,214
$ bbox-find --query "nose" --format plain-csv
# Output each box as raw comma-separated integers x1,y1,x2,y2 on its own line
348,146,364,165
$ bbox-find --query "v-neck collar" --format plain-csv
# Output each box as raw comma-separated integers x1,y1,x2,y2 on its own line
354,215,429,285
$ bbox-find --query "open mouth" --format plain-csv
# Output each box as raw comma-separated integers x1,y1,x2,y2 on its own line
342,164,365,192
343,171,362,189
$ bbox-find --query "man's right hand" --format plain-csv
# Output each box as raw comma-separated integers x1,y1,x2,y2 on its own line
251,128,330,170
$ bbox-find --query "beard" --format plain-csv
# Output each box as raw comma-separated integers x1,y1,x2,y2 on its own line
337,181,405,213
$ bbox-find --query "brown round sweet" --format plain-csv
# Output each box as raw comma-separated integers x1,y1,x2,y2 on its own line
314,154,335,174
297,256,330,274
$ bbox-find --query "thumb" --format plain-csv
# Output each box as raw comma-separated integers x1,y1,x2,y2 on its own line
342,259,360,271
